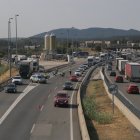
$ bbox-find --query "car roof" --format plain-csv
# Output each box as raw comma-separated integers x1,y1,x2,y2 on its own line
57,90,68,94
116,75,123,77
129,84,138,87
7,83,16,86
13,76,21,78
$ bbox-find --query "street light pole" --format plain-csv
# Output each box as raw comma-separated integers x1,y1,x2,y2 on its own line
67,29,69,54
15,14,19,60
8,18,13,78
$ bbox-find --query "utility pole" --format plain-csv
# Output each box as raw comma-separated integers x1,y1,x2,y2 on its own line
8,18,13,78
67,29,69,54
15,14,19,63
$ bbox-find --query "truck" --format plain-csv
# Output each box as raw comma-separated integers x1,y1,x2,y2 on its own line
125,62,140,82
87,56,95,66
118,60,128,74
19,59,39,78
121,53,132,60
115,57,124,69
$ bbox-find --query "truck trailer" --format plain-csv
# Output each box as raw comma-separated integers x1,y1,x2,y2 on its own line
125,62,140,82
118,60,128,74
115,57,124,69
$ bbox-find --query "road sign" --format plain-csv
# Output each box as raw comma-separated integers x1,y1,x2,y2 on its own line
109,84,118,94
109,84,118,114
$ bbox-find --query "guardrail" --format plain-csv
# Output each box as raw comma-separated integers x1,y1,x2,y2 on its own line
101,67,140,131
102,67,140,118
77,62,103,140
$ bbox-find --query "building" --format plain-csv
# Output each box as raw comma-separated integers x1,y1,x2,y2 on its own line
44,34,50,51
44,33,56,54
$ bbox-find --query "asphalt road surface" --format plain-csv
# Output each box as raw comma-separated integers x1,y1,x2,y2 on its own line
0,60,86,140
105,62,140,113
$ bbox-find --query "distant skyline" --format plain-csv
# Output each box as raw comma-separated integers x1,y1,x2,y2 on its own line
0,0,140,38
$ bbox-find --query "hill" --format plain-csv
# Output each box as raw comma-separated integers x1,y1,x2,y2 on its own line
31,27,140,40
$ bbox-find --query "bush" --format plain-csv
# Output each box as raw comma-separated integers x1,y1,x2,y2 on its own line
0,64,9,75
83,96,113,124
95,112,113,124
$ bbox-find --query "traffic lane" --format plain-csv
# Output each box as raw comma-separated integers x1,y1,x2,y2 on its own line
0,79,30,119
30,68,82,140
0,64,83,140
0,83,49,140
0,61,81,124
106,70,140,110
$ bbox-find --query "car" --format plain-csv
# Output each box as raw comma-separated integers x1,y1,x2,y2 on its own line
107,65,112,71
69,75,78,82
12,76,23,85
54,91,70,107
115,75,123,83
63,81,73,90
110,71,116,76
127,84,139,94
74,70,82,76
78,67,85,73
5,83,17,93
30,74,47,83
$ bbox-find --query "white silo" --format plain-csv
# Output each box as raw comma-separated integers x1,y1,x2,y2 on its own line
50,33,56,52
44,34,50,51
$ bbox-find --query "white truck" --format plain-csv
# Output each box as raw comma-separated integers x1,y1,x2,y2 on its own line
121,53,132,60
125,62,140,82
118,60,128,74
87,56,95,66
115,57,124,70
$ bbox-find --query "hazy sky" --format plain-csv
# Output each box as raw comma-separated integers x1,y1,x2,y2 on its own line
0,0,139,38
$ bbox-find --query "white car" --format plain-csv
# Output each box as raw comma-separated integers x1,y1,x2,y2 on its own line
74,70,82,76
12,76,23,85
30,74,47,83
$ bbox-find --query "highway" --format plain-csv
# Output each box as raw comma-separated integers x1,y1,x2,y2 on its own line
105,62,140,112
0,60,85,140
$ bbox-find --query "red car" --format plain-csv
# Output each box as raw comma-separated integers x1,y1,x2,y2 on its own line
127,84,139,94
115,75,123,83
54,91,70,107
69,75,78,82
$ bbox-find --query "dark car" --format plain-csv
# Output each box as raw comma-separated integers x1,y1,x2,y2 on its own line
110,71,116,76
107,65,112,71
5,83,17,93
127,84,139,94
63,81,73,90
115,75,123,83
54,91,70,107
69,75,78,82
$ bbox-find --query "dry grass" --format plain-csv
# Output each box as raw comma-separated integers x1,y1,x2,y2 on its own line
85,79,140,140
0,68,19,84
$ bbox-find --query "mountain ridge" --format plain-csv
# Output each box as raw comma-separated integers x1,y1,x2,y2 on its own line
31,27,140,39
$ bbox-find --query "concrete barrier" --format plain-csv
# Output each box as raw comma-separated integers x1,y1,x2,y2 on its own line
100,70,140,131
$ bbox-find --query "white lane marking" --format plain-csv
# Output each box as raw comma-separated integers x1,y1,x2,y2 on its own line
0,85,37,125
30,124,35,134
40,105,44,111
48,94,51,98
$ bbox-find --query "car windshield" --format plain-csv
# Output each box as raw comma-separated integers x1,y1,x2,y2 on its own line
13,77,21,79
65,82,72,85
57,93,67,98
38,75,44,78
7,84,15,88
